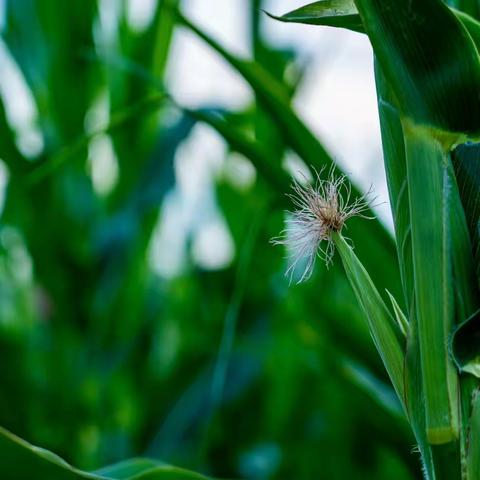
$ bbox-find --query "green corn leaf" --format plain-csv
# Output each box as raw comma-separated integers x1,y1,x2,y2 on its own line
456,10,480,50
174,11,333,170
184,108,290,194
375,62,437,479
264,0,364,33
451,310,480,377
342,358,404,418
467,388,480,478
449,143,480,378
452,143,480,286
27,93,168,184
93,459,166,479
450,1,480,19
266,0,480,48
404,124,459,445
404,309,436,479
151,0,181,80
0,426,211,480
332,232,405,407
268,4,480,133
354,0,480,133
374,63,413,313
386,290,408,338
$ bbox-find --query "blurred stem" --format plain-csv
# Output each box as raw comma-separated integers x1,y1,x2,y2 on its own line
210,204,267,405
198,202,268,461
152,0,180,79
26,93,167,185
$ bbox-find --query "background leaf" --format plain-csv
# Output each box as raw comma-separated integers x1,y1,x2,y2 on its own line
0,427,211,480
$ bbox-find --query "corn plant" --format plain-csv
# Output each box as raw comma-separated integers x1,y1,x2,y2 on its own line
6,0,480,478
268,0,480,478
0,0,414,477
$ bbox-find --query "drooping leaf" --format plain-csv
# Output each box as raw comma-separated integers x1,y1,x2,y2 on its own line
0,426,212,480
265,0,480,51
265,0,364,33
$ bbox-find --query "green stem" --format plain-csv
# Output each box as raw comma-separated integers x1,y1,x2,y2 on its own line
404,123,459,445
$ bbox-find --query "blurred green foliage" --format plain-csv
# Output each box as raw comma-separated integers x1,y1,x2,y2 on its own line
0,1,419,478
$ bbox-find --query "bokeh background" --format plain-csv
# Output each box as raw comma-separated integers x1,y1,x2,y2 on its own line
0,1,418,478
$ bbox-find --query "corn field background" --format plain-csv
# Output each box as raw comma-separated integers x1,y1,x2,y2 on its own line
1,0,480,479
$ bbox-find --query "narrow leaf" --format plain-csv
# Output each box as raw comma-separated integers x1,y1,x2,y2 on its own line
374,63,414,312
265,0,364,33
0,426,211,480
332,232,405,407
386,290,409,337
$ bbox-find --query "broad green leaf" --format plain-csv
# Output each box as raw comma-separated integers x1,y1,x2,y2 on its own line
332,232,405,407
404,124,459,445
449,143,480,378
266,0,480,47
0,426,211,480
452,143,480,286
450,1,480,19
269,1,480,132
354,0,480,133
444,149,480,476
265,0,364,33
374,68,436,475
455,10,480,51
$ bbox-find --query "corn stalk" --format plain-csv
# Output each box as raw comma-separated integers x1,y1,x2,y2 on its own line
269,1,480,478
